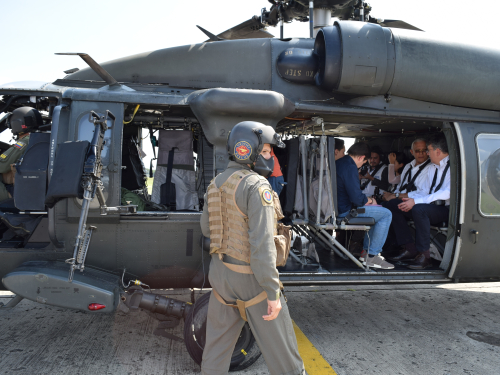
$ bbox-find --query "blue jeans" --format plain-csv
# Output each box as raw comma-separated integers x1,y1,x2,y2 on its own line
339,206,392,255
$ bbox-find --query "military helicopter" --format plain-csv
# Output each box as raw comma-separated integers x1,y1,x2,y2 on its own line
1,0,500,370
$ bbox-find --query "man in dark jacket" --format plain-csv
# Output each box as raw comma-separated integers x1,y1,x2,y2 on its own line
336,143,394,269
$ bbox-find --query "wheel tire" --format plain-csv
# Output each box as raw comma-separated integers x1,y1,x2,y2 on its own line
183,291,262,371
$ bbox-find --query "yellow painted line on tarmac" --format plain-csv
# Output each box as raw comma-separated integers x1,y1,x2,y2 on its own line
292,320,338,375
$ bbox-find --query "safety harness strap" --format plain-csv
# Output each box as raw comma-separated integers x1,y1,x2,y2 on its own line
360,163,385,190
211,288,267,322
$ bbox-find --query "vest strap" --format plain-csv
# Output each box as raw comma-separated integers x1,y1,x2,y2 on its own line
211,288,267,322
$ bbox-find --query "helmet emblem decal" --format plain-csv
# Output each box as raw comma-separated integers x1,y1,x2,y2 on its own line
234,141,252,160
262,189,273,204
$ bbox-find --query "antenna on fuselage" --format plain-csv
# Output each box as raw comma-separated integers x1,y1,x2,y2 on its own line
196,25,223,41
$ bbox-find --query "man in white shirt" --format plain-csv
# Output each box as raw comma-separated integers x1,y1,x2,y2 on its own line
386,134,451,269
360,147,389,198
382,138,431,201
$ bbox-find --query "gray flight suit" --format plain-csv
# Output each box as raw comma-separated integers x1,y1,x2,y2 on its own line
200,161,305,375
0,135,30,201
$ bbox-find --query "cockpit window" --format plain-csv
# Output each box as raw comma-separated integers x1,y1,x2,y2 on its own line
476,133,500,216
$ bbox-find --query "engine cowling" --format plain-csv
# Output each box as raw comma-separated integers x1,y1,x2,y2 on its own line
277,21,500,111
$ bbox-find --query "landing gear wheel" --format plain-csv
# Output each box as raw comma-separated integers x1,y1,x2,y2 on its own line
183,291,262,371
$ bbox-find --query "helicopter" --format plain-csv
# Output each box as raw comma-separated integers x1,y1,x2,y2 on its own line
1,0,500,370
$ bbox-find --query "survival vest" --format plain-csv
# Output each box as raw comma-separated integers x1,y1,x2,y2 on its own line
207,169,290,266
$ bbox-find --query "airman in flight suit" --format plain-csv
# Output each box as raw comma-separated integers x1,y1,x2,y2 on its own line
200,121,305,375
0,107,41,202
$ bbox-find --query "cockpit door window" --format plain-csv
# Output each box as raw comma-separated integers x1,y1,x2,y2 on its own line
476,134,500,216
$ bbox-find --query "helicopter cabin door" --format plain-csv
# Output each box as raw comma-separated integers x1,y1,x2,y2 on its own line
450,122,500,280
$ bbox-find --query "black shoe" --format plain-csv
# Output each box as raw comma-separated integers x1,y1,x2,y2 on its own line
407,253,432,270
387,248,418,262
381,245,403,258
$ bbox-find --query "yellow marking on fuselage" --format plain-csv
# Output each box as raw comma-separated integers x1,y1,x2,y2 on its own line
292,320,338,374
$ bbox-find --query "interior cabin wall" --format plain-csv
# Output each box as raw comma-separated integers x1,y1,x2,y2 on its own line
120,114,213,213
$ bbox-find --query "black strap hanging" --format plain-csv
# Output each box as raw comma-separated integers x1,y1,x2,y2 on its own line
429,160,450,194
149,125,157,178
360,163,385,190
400,168,412,190
165,147,178,211
401,159,431,193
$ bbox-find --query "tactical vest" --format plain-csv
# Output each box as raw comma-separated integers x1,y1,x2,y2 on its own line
207,169,286,264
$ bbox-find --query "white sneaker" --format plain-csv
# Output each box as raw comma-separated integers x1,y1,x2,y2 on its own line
364,255,395,269
360,250,386,262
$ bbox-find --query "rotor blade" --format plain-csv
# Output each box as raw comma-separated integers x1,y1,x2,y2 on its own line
210,16,274,41
197,25,222,41
55,53,119,86
376,19,423,31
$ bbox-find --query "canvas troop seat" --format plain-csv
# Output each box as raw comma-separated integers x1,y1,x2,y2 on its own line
151,130,198,211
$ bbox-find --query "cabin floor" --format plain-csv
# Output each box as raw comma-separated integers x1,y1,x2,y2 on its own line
280,246,444,273
278,235,448,284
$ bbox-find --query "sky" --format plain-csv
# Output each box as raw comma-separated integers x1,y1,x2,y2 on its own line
2,0,499,85
1,0,498,151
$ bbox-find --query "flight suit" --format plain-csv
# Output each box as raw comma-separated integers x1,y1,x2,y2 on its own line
0,135,30,201
200,161,304,375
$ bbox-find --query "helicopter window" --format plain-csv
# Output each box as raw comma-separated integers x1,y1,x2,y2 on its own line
476,134,500,216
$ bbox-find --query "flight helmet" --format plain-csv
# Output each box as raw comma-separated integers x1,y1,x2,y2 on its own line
9,107,43,135
227,121,285,177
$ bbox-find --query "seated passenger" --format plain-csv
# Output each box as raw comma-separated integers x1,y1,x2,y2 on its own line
334,138,345,160
359,147,389,198
382,138,431,202
267,147,285,196
387,152,407,187
336,143,394,269
386,134,450,269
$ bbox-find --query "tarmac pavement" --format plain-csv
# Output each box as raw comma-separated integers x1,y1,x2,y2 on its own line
1,282,500,375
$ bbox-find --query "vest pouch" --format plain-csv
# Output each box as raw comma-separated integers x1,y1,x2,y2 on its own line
275,222,292,267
